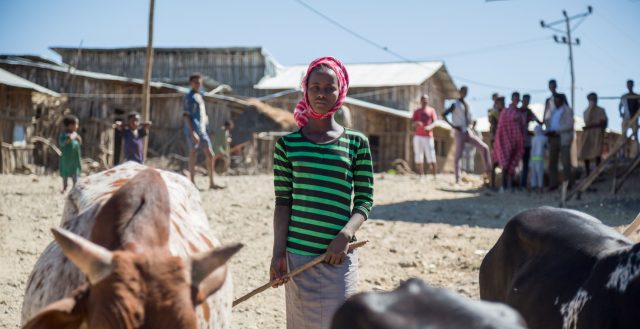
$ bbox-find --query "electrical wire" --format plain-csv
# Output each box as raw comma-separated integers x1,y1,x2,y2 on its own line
582,35,640,76
595,12,640,47
293,0,545,93
416,36,550,60
293,0,415,64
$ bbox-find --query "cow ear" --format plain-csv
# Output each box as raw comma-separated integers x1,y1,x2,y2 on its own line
22,297,85,329
52,227,113,285
190,243,243,304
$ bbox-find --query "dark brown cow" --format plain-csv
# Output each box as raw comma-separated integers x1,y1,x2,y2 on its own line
480,206,639,329
22,168,242,329
331,278,528,329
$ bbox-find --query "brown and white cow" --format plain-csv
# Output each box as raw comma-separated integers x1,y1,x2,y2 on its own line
480,206,639,329
21,162,241,329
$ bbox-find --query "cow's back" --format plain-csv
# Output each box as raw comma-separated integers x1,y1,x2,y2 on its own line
21,162,233,328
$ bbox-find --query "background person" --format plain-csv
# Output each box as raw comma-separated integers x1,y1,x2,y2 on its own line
212,120,234,173
578,93,607,177
488,92,500,149
411,95,438,178
492,92,525,192
113,112,151,164
444,86,491,184
530,125,547,193
619,79,639,150
545,93,574,190
183,73,223,189
544,79,565,121
519,94,543,190
58,115,82,193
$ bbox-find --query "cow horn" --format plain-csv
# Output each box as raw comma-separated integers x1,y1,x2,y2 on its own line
190,243,243,287
52,228,113,285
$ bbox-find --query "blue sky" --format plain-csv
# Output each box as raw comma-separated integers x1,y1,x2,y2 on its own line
1,0,638,129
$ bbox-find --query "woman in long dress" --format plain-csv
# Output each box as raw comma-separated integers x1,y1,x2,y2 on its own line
578,92,608,176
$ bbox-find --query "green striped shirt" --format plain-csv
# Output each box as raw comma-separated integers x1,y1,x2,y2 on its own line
274,129,374,256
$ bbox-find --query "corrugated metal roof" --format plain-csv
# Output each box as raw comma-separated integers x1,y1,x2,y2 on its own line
0,68,60,96
255,61,449,89
256,89,413,119
344,96,411,119
0,58,188,92
0,54,60,66
51,46,264,53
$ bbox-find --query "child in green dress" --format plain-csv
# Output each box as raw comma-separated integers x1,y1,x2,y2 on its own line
59,115,82,193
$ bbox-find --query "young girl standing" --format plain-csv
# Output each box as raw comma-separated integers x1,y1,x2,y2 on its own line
270,57,374,329
59,115,82,193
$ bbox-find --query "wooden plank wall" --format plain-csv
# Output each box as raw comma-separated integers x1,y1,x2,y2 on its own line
0,63,242,164
0,85,33,143
55,48,269,96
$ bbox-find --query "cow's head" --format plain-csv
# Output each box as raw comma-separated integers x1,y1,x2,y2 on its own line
23,228,242,329
23,168,242,329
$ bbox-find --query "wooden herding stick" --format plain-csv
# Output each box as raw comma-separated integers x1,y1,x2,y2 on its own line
232,240,368,307
623,212,640,237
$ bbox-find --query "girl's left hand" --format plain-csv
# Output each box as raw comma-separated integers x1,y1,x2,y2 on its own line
325,232,350,265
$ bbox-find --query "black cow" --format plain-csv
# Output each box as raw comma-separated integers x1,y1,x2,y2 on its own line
331,278,527,329
480,206,639,329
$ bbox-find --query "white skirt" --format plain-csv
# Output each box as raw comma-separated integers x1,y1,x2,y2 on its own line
285,251,359,329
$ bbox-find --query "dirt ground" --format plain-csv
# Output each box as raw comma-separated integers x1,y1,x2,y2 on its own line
1,170,638,328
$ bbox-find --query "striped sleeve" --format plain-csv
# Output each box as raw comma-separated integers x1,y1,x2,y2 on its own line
273,137,293,206
352,136,374,219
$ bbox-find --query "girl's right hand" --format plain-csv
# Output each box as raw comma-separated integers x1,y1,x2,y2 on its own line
270,255,288,288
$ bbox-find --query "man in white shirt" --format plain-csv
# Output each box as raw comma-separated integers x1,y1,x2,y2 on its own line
443,86,491,184
543,79,567,123
544,93,574,190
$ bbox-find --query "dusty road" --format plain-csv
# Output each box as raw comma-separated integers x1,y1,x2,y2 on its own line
1,171,638,328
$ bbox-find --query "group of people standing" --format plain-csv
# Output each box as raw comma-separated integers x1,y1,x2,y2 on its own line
57,110,155,193
411,79,639,193
487,79,579,192
57,73,234,193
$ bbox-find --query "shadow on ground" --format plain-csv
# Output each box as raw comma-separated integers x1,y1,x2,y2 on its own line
370,185,638,230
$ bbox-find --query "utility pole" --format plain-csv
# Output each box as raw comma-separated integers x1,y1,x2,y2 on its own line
540,6,592,109
142,0,155,161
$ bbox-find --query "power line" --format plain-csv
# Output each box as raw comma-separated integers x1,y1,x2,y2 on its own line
293,0,415,64
540,6,593,108
581,35,640,76
293,0,540,93
417,36,550,60
451,75,521,91
595,11,640,46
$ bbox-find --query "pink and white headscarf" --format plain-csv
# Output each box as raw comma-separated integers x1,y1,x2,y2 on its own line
293,56,350,128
